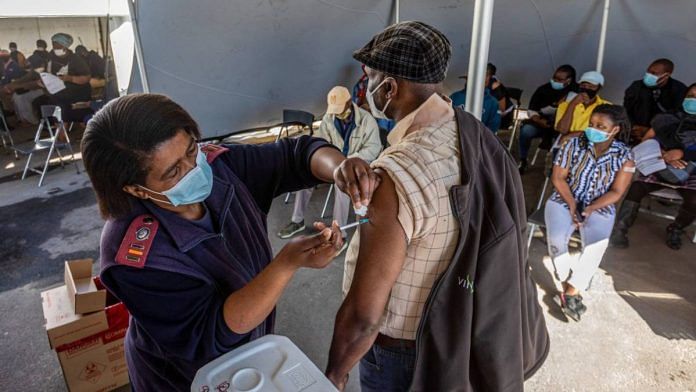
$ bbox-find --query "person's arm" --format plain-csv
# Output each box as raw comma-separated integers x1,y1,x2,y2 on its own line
60,74,90,85
555,94,585,134
583,161,636,217
224,222,343,333
550,140,579,222
223,136,379,213
349,116,382,162
642,128,656,142
325,170,407,389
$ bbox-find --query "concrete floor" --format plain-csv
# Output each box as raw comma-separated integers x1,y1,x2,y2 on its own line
0,133,695,391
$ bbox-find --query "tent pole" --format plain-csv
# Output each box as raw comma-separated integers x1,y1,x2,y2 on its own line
127,0,150,93
395,0,400,24
596,0,611,73
464,0,495,120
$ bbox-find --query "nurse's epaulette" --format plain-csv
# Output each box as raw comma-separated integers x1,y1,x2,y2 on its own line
115,214,159,269
200,143,229,164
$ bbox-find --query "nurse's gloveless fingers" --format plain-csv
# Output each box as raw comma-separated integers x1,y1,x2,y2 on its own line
340,164,363,209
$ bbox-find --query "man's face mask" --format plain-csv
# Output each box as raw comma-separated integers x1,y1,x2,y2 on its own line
579,86,598,99
138,146,214,206
366,77,393,120
643,72,660,88
336,106,352,121
53,48,66,57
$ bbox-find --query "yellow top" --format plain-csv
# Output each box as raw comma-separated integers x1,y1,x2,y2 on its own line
554,95,611,132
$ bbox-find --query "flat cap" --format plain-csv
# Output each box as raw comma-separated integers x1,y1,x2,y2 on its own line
353,21,452,84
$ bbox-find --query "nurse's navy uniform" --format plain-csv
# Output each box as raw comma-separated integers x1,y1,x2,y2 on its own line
99,136,332,391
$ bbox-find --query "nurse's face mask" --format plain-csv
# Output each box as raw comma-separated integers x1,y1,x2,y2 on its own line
138,143,214,206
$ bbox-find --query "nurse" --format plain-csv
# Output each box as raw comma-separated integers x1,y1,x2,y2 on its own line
80,94,380,391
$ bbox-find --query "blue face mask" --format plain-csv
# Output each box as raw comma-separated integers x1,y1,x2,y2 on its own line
550,79,565,90
141,146,213,206
683,98,696,115
584,127,611,143
643,72,659,88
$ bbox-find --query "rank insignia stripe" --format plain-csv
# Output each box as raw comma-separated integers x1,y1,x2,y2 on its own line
115,214,159,269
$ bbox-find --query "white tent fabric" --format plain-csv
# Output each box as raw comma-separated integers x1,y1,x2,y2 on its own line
0,0,128,18
130,0,696,137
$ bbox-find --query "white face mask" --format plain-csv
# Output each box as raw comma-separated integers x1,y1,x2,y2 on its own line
36,47,46,52
34,67,45,73
366,77,393,120
54,49,66,56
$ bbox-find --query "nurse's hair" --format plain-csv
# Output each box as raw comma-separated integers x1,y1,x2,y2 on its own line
81,94,201,219
591,104,631,143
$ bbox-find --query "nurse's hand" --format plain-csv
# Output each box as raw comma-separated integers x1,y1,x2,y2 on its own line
334,157,381,210
278,221,344,269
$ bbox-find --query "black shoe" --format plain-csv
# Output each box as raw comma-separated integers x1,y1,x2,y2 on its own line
666,224,683,250
609,229,629,248
560,293,583,321
519,160,528,175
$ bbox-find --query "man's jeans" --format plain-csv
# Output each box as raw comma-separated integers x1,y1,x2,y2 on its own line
359,343,416,392
519,123,546,160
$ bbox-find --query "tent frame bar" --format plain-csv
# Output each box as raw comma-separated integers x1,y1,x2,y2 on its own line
465,0,495,120
127,0,150,93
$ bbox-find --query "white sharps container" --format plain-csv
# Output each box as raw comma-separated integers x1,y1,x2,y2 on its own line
191,335,338,392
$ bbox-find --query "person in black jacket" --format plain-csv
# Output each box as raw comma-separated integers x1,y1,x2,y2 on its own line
612,83,696,250
519,64,578,174
326,21,548,392
624,58,687,144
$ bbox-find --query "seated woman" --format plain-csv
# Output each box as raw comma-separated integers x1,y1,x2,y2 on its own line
611,83,696,250
545,104,635,321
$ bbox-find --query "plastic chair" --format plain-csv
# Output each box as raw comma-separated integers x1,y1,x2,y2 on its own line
18,105,80,187
0,108,18,159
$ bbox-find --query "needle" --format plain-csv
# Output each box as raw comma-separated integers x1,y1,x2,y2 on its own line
339,218,370,231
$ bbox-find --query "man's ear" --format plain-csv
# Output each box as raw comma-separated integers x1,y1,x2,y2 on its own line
123,184,149,200
385,78,398,100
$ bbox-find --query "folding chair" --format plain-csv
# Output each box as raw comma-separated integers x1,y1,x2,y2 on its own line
18,105,80,187
641,188,696,244
507,107,529,152
277,110,315,203
0,108,18,159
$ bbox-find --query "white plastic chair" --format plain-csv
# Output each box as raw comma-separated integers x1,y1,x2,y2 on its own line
18,105,80,187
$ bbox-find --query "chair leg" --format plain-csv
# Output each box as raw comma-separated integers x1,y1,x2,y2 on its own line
21,152,33,180
531,145,542,166
284,192,291,204
0,114,16,158
527,223,536,249
508,120,520,151
321,185,334,218
38,142,56,187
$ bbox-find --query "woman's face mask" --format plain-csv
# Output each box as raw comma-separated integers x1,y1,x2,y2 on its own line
139,146,213,206
683,97,696,115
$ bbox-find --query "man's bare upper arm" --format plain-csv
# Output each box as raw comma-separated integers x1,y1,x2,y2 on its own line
344,169,408,321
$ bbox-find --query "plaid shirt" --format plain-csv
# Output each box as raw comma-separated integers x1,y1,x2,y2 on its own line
550,135,633,214
343,94,461,339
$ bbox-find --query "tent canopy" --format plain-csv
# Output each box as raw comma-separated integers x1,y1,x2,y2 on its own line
0,0,128,18
130,0,695,136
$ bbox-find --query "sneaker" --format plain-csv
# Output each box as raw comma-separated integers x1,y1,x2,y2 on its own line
666,224,683,250
277,221,305,239
560,293,583,322
609,229,629,248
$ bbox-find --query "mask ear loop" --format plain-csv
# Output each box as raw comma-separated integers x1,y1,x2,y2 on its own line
137,185,174,205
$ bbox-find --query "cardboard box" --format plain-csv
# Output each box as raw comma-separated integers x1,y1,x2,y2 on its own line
64,259,107,315
42,278,130,392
